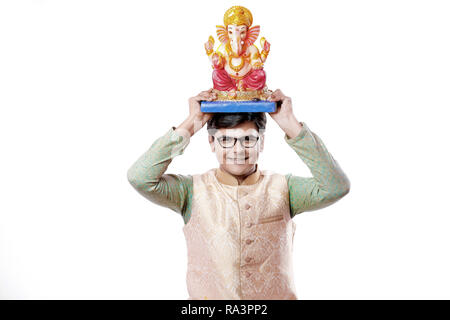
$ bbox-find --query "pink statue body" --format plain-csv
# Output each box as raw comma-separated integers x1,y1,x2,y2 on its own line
204,6,272,101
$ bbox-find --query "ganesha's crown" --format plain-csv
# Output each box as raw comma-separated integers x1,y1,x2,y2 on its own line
224,6,253,28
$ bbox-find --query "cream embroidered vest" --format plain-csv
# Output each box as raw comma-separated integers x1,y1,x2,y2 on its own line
183,168,297,300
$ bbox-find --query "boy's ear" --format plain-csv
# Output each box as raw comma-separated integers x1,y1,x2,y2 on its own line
260,134,264,152
208,135,215,152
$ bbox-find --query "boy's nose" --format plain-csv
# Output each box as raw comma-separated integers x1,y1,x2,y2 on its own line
234,140,244,151
233,143,247,157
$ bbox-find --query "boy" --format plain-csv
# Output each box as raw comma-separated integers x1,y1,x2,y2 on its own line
127,88,350,299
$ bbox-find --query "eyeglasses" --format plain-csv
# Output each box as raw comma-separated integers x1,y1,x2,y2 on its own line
215,135,260,148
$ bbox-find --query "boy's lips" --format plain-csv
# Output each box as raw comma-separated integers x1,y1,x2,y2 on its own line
227,156,249,161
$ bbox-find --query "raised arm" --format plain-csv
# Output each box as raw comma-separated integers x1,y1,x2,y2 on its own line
127,89,216,223
268,89,350,218
284,122,350,217
127,126,193,217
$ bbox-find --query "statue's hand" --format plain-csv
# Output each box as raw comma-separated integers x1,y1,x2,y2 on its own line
212,53,224,69
261,37,271,52
252,62,263,70
204,36,214,53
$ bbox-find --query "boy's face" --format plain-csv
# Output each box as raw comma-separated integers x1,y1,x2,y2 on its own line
208,121,264,176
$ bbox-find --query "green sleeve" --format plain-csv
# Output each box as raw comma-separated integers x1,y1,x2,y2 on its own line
284,122,350,218
127,126,193,223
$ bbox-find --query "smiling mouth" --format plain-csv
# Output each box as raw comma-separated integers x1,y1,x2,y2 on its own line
227,157,249,161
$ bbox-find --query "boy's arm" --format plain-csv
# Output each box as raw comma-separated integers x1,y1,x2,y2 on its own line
127,126,193,219
284,122,351,218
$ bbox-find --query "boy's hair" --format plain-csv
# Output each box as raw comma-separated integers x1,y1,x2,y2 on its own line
207,112,267,138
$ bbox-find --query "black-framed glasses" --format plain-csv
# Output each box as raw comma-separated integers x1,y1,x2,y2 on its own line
216,135,260,148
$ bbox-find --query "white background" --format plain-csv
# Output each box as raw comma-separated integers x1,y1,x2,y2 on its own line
1,0,449,299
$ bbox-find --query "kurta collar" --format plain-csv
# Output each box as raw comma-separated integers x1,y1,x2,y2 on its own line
215,164,261,186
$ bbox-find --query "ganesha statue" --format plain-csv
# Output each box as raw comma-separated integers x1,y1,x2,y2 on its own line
204,6,273,102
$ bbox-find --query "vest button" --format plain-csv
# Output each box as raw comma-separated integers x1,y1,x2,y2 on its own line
244,203,251,210
246,222,253,228
245,239,253,245
245,271,251,278
245,257,252,263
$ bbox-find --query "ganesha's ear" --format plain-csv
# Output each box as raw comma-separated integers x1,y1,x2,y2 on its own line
245,25,260,47
216,25,229,44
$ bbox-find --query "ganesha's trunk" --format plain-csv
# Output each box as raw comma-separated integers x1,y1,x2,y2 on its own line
230,36,243,56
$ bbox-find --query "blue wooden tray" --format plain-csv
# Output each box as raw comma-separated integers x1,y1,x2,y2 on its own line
200,100,276,113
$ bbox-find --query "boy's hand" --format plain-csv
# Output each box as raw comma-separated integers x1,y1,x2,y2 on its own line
188,88,216,125
268,89,294,122
268,89,303,139
176,89,217,138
